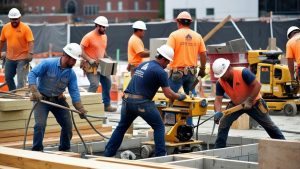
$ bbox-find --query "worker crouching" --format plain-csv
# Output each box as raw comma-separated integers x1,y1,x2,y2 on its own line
212,58,285,149
28,43,87,151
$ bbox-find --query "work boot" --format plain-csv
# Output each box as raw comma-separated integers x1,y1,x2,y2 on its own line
105,105,117,112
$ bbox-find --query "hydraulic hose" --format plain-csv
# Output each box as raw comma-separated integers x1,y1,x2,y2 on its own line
0,90,109,153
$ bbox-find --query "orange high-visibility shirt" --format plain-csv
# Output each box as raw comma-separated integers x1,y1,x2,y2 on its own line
0,22,34,60
80,30,107,60
127,34,145,66
167,27,206,68
286,33,300,66
218,67,261,105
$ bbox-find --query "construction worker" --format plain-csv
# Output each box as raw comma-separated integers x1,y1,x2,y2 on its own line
104,45,186,157
167,11,207,125
212,58,285,149
28,43,87,151
127,20,150,76
80,16,116,112
0,8,34,91
286,26,300,80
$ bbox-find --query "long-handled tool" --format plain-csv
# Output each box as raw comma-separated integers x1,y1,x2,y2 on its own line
205,104,244,149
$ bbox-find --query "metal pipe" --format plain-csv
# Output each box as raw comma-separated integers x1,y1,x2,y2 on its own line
230,18,252,50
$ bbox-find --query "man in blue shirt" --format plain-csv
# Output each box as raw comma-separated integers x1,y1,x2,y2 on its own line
28,43,87,151
104,45,186,157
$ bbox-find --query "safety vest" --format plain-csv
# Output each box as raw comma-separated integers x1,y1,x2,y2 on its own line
218,67,261,105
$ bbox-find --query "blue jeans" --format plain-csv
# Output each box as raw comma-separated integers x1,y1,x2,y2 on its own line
104,98,166,157
32,98,73,151
4,59,29,91
86,72,111,107
214,101,285,148
168,72,196,125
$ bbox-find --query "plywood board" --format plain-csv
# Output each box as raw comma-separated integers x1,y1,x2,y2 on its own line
0,146,178,169
259,139,300,169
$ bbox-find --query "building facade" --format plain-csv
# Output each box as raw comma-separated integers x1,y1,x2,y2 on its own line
165,0,259,20
22,0,160,23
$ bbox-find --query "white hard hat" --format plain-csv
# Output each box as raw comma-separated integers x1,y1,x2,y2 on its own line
132,20,147,30
63,43,82,60
212,58,230,78
8,8,21,19
287,26,300,39
176,11,192,21
94,16,109,27
157,45,174,62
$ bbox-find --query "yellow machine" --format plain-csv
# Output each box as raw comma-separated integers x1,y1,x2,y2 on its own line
248,50,300,116
140,93,208,158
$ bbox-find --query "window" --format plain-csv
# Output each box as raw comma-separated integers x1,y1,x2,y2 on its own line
206,8,214,16
118,1,123,11
28,6,32,12
146,1,151,10
134,1,139,10
84,5,99,16
40,6,44,12
51,6,56,12
106,1,111,11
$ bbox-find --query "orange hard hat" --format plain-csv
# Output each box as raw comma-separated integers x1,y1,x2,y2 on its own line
176,11,192,21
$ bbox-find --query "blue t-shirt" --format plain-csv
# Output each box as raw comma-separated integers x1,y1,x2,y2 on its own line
216,68,256,96
28,58,80,103
125,60,169,99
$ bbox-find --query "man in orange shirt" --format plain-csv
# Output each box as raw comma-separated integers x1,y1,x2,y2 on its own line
167,11,207,125
80,16,116,112
127,20,150,76
0,8,34,91
212,58,285,148
286,26,300,80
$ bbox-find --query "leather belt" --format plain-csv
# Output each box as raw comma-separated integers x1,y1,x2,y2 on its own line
123,93,144,99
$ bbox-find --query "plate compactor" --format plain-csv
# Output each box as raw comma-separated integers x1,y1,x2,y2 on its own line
140,94,208,158
248,50,300,116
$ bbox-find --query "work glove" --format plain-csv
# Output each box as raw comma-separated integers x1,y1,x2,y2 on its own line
29,85,43,101
214,111,223,124
198,67,206,78
73,101,88,119
242,97,254,110
177,93,187,101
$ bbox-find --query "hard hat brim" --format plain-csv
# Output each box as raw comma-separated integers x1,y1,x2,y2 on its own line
214,60,230,78
157,48,173,62
8,14,21,19
63,48,81,60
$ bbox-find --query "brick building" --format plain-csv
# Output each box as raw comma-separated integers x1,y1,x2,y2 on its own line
21,0,161,23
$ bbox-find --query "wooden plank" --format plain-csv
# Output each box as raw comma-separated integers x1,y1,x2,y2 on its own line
0,92,102,111
0,104,104,122
0,132,111,148
0,126,112,143
0,115,103,130
0,146,175,169
0,98,32,111
259,139,300,169
0,125,111,138
0,165,20,169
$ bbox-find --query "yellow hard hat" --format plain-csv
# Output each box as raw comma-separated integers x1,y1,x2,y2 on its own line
176,11,192,21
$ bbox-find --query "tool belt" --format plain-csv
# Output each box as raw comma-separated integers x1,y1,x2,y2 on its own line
256,98,269,113
169,67,197,81
80,60,97,74
123,93,144,99
41,93,66,102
